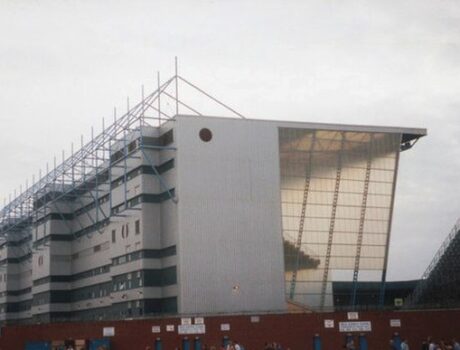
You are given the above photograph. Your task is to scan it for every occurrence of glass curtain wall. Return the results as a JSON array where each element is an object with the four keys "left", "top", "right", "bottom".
[{"left": 279, "top": 128, "right": 401, "bottom": 311}]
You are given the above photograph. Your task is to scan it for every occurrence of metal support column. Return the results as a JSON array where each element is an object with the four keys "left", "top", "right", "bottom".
[
  {"left": 320, "top": 132, "right": 345, "bottom": 310},
  {"left": 289, "top": 132, "right": 316, "bottom": 300},
  {"left": 350, "top": 134, "right": 374, "bottom": 308},
  {"left": 379, "top": 135, "right": 402, "bottom": 307}
]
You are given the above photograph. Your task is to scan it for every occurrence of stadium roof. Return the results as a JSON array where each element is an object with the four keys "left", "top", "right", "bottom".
[{"left": 177, "top": 114, "right": 427, "bottom": 147}]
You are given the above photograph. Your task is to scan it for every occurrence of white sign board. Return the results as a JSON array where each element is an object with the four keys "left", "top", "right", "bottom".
[
  {"left": 339, "top": 321, "right": 372, "bottom": 333},
  {"left": 166, "top": 325, "right": 175, "bottom": 332},
  {"left": 347, "top": 312, "right": 359, "bottom": 320},
  {"left": 324, "top": 319, "right": 335, "bottom": 328},
  {"left": 152, "top": 326, "right": 161, "bottom": 333},
  {"left": 194, "top": 317, "right": 204, "bottom": 325},
  {"left": 178, "top": 324, "right": 206, "bottom": 335},
  {"left": 103, "top": 327, "right": 115, "bottom": 337},
  {"left": 220, "top": 323, "right": 230, "bottom": 331},
  {"left": 390, "top": 319, "right": 401, "bottom": 327},
  {"left": 181, "top": 318, "right": 192, "bottom": 325},
  {"left": 250, "top": 316, "right": 260, "bottom": 323}
]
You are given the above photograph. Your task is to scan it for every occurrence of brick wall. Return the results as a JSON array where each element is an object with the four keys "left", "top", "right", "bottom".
[{"left": 1, "top": 309, "right": 459, "bottom": 350}]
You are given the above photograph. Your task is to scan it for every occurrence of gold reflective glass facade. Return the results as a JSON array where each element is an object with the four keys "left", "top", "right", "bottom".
[{"left": 279, "top": 128, "right": 401, "bottom": 311}]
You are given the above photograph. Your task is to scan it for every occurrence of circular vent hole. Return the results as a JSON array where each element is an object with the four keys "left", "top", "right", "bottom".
[{"left": 199, "top": 128, "right": 212, "bottom": 142}]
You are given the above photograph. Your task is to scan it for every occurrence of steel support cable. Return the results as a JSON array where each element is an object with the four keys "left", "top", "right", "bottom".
[{"left": 177, "top": 76, "right": 246, "bottom": 119}]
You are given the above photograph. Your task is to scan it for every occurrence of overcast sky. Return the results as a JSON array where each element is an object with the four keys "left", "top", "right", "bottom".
[{"left": 1, "top": 0, "right": 459, "bottom": 281}]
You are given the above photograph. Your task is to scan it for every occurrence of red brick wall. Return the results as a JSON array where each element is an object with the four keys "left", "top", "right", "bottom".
[{"left": 1, "top": 310, "right": 460, "bottom": 350}]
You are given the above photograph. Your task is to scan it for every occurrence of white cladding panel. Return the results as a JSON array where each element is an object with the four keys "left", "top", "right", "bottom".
[{"left": 175, "top": 116, "right": 287, "bottom": 314}]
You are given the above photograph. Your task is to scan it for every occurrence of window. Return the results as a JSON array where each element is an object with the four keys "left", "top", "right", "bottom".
[
  {"left": 160, "top": 129, "right": 174, "bottom": 145},
  {"left": 129, "top": 197, "right": 140, "bottom": 207},
  {"left": 135, "top": 220, "right": 140, "bottom": 235},
  {"left": 38, "top": 256, "right": 44, "bottom": 266},
  {"left": 94, "top": 245, "right": 101, "bottom": 253},
  {"left": 112, "top": 229, "right": 116, "bottom": 243},
  {"left": 121, "top": 223, "right": 129, "bottom": 238},
  {"left": 128, "top": 140, "right": 137, "bottom": 153}
]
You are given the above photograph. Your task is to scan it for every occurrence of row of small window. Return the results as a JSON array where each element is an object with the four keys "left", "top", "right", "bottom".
[
  {"left": 111, "top": 196, "right": 142, "bottom": 214},
  {"left": 0, "top": 301, "right": 31, "bottom": 313},
  {"left": 111, "top": 220, "right": 141, "bottom": 243},
  {"left": 71, "top": 241, "right": 110, "bottom": 260},
  {"left": 120, "top": 306, "right": 143, "bottom": 317},
  {"left": 74, "top": 194, "right": 110, "bottom": 217},
  {"left": 111, "top": 159, "right": 175, "bottom": 192},
  {"left": 112, "top": 250, "right": 143, "bottom": 265},
  {"left": 113, "top": 272, "right": 143, "bottom": 292},
  {"left": 70, "top": 307, "right": 144, "bottom": 321},
  {"left": 111, "top": 168, "right": 142, "bottom": 189},
  {"left": 35, "top": 297, "right": 47, "bottom": 305},
  {"left": 32, "top": 264, "right": 110, "bottom": 283},
  {"left": 73, "top": 285, "right": 111, "bottom": 301},
  {"left": 110, "top": 140, "right": 139, "bottom": 163},
  {"left": 73, "top": 275, "right": 142, "bottom": 301},
  {"left": 73, "top": 265, "right": 111, "bottom": 281}
]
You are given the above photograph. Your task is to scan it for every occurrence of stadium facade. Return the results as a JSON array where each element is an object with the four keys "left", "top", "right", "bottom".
[{"left": 0, "top": 75, "right": 426, "bottom": 324}]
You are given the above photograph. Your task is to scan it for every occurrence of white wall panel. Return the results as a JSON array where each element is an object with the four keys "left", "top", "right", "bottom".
[{"left": 175, "top": 116, "right": 286, "bottom": 314}]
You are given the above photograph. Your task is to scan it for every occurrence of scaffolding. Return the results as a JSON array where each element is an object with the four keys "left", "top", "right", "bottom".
[{"left": 0, "top": 60, "right": 245, "bottom": 247}]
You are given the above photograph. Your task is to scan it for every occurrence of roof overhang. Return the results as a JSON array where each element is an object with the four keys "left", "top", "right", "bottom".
[{"left": 176, "top": 114, "right": 427, "bottom": 151}]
